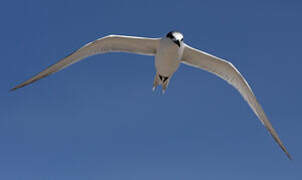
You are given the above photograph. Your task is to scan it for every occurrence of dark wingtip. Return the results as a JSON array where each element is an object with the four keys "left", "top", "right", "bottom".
[
  {"left": 285, "top": 151, "right": 292, "bottom": 160},
  {"left": 10, "top": 86, "right": 18, "bottom": 92},
  {"left": 10, "top": 83, "right": 25, "bottom": 92},
  {"left": 279, "top": 143, "right": 292, "bottom": 160}
]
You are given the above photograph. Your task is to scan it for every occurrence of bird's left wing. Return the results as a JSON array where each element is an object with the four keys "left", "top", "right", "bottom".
[
  {"left": 11, "top": 35, "right": 160, "bottom": 91},
  {"left": 181, "top": 44, "right": 291, "bottom": 159}
]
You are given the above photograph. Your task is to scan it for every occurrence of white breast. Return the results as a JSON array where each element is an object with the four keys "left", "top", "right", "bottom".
[{"left": 155, "top": 38, "right": 184, "bottom": 76}]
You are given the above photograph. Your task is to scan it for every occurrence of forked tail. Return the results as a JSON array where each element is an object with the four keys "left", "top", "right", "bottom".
[{"left": 152, "top": 72, "right": 170, "bottom": 94}]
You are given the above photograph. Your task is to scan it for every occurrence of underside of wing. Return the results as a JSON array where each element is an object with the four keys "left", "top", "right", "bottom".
[
  {"left": 181, "top": 44, "right": 291, "bottom": 159},
  {"left": 11, "top": 35, "right": 160, "bottom": 91}
]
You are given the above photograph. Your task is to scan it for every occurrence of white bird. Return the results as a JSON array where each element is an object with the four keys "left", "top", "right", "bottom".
[{"left": 11, "top": 31, "right": 291, "bottom": 159}]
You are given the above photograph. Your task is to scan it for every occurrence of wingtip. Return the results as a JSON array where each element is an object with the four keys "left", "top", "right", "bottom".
[
  {"left": 279, "top": 143, "right": 292, "bottom": 160},
  {"left": 285, "top": 151, "right": 292, "bottom": 160},
  {"left": 10, "top": 87, "right": 18, "bottom": 92},
  {"left": 10, "top": 83, "right": 26, "bottom": 92}
]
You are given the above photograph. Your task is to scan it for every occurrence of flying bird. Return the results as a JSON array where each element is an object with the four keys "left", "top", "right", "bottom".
[{"left": 11, "top": 31, "right": 291, "bottom": 159}]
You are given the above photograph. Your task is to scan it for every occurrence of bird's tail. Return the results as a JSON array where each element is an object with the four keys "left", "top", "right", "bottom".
[
  {"left": 152, "top": 72, "right": 170, "bottom": 94},
  {"left": 152, "top": 72, "right": 160, "bottom": 92}
]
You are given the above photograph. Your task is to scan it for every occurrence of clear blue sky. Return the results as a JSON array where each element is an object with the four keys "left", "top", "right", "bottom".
[{"left": 1, "top": 0, "right": 301, "bottom": 179}]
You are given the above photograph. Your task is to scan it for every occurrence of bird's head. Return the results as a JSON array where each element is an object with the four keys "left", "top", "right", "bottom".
[{"left": 166, "top": 31, "right": 183, "bottom": 47}]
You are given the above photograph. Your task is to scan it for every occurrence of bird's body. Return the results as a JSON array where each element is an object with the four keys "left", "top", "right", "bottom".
[
  {"left": 155, "top": 37, "right": 183, "bottom": 76},
  {"left": 11, "top": 31, "right": 291, "bottom": 159},
  {"left": 154, "top": 36, "right": 184, "bottom": 91}
]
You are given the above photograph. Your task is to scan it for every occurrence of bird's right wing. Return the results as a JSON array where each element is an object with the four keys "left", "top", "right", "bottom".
[
  {"left": 11, "top": 35, "right": 160, "bottom": 91},
  {"left": 181, "top": 44, "right": 291, "bottom": 159}
]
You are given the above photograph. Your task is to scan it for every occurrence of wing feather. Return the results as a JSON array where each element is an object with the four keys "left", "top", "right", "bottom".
[
  {"left": 181, "top": 44, "right": 291, "bottom": 159},
  {"left": 11, "top": 35, "right": 160, "bottom": 91}
]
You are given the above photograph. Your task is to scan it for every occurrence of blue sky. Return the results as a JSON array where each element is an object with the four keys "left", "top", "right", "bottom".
[{"left": 1, "top": 0, "right": 301, "bottom": 179}]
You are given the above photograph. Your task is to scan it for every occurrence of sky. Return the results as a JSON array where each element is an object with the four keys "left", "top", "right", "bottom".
[{"left": 1, "top": 0, "right": 301, "bottom": 179}]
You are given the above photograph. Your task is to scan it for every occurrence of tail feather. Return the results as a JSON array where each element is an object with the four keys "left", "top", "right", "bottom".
[
  {"left": 152, "top": 72, "right": 160, "bottom": 91},
  {"left": 152, "top": 72, "right": 170, "bottom": 93}
]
